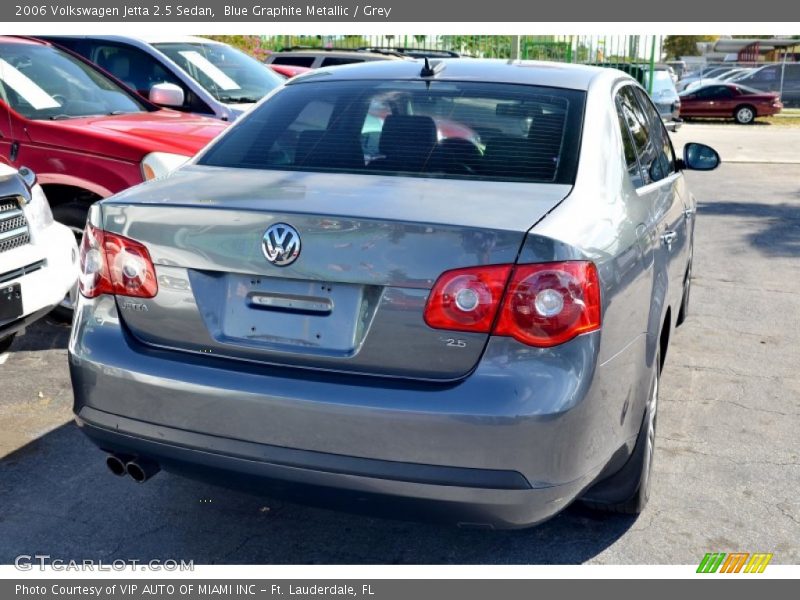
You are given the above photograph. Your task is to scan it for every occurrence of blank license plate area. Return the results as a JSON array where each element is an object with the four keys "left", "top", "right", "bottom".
[
  {"left": 221, "top": 275, "right": 364, "bottom": 353},
  {"left": 0, "top": 283, "right": 23, "bottom": 324}
]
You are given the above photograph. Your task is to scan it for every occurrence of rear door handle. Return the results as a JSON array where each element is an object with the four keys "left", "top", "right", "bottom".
[
  {"left": 683, "top": 208, "right": 694, "bottom": 219},
  {"left": 661, "top": 230, "right": 678, "bottom": 249}
]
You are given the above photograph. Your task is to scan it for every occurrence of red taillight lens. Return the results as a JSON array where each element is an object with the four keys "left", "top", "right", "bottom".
[
  {"left": 495, "top": 261, "right": 601, "bottom": 347},
  {"left": 423, "top": 264, "right": 513, "bottom": 332},
  {"left": 79, "top": 224, "right": 158, "bottom": 299}
]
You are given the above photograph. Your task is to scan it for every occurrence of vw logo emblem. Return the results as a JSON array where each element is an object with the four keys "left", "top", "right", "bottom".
[{"left": 262, "top": 223, "right": 301, "bottom": 267}]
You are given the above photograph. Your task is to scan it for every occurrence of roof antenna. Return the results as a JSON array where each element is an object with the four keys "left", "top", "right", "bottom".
[{"left": 420, "top": 57, "right": 444, "bottom": 77}]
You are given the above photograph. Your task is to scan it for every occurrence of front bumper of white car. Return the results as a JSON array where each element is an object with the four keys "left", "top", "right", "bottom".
[{"left": 0, "top": 220, "right": 79, "bottom": 339}]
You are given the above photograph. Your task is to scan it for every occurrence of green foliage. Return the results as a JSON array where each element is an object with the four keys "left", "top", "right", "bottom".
[
  {"left": 663, "top": 35, "right": 718, "bottom": 59},
  {"left": 204, "top": 35, "right": 271, "bottom": 60}
]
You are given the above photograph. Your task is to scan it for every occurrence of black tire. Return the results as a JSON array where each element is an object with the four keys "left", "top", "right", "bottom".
[
  {"left": 582, "top": 348, "right": 661, "bottom": 514},
  {"left": 676, "top": 246, "right": 693, "bottom": 326},
  {"left": 0, "top": 334, "right": 15, "bottom": 354},
  {"left": 50, "top": 204, "right": 88, "bottom": 323},
  {"left": 734, "top": 104, "right": 756, "bottom": 125}
]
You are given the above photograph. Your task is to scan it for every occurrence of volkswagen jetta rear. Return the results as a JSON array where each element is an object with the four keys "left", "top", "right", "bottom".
[{"left": 69, "top": 60, "right": 651, "bottom": 528}]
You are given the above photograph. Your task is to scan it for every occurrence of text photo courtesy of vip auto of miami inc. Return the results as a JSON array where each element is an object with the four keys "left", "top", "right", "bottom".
[{"left": 0, "top": 0, "right": 799, "bottom": 590}]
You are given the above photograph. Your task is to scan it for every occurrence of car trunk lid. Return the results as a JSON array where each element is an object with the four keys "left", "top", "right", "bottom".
[{"left": 102, "top": 165, "right": 571, "bottom": 380}]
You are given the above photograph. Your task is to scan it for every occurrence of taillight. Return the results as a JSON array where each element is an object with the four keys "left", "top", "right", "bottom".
[
  {"left": 424, "top": 261, "right": 601, "bottom": 347},
  {"left": 495, "top": 262, "right": 601, "bottom": 347},
  {"left": 423, "top": 264, "right": 512, "bottom": 332},
  {"left": 79, "top": 224, "right": 158, "bottom": 299}
]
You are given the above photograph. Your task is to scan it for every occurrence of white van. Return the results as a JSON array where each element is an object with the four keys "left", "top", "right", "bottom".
[{"left": 0, "top": 164, "right": 79, "bottom": 353}]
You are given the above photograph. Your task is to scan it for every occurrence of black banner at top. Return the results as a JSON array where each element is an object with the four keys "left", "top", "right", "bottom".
[{"left": 4, "top": 0, "right": 800, "bottom": 22}]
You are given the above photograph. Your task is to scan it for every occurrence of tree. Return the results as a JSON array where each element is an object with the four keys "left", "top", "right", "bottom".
[
  {"left": 662, "top": 35, "right": 718, "bottom": 59},
  {"left": 205, "top": 35, "right": 270, "bottom": 60},
  {"left": 440, "top": 35, "right": 517, "bottom": 58}
]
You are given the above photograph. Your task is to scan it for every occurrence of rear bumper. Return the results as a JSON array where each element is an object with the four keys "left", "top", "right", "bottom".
[
  {"left": 76, "top": 405, "right": 589, "bottom": 528},
  {"left": 69, "top": 296, "right": 642, "bottom": 527}
]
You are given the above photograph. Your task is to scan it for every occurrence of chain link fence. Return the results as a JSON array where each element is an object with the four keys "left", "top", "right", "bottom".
[{"left": 208, "top": 35, "right": 798, "bottom": 105}]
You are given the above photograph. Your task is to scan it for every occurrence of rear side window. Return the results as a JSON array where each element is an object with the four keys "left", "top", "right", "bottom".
[
  {"left": 615, "top": 100, "right": 643, "bottom": 187},
  {"left": 199, "top": 80, "right": 586, "bottom": 184},
  {"left": 270, "top": 56, "right": 315, "bottom": 67},
  {"left": 616, "top": 85, "right": 675, "bottom": 186},
  {"left": 633, "top": 87, "right": 675, "bottom": 179},
  {"left": 321, "top": 57, "right": 364, "bottom": 67}
]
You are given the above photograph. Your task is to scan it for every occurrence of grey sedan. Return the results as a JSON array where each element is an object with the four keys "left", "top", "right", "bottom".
[{"left": 69, "top": 59, "right": 719, "bottom": 529}]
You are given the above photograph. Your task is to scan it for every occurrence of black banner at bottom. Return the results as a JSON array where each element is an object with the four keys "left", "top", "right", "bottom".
[{"left": 3, "top": 579, "right": 796, "bottom": 600}]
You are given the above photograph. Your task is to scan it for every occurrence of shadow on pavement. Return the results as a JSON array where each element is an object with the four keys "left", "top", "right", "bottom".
[
  {"left": 0, "top": 422, "right": 637, "bottom": 565},
  {"left": 7, "top": 317, "right": 70, "bottom": 353},
  {"left": 698, "top": 200, "right": 800, "bottom": 257}
]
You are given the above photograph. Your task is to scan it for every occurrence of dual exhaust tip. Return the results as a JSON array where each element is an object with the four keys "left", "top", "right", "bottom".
[{"left": 105, "top": 454, "right": 160, "bottom": 483}]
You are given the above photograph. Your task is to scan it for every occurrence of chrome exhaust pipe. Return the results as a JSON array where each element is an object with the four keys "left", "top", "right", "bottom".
[
  {"left": 105, "top": 454, "right": 131, "bottom": 477},
  {"left": 125, "top": 458, "right": 160, "bottom": 483}
]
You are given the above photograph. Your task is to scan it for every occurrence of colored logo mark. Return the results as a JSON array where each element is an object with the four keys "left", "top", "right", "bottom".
[{"left": 697, "top": 552, "right": 773, "bottom": 573}]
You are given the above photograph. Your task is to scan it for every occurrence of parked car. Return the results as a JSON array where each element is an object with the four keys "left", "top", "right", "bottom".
[
  {"left": 643, "top": 66, "right": 683, "bottom": 130},
  {"left": 682, "top": 67, "right": 753, "bottom": 93},
  {"left": 268, "top": 64, "right": 312, "bottom": 79},
  {"left": 677, "top": 65, "right": 739, "bottom": 91},
  {"left": 38, "top": 35, "right": 284, "bottom": 121},
  {"left": 732, "top": 63, "right": 800, "bottom": 108},
  {"left": 358, "top": 47, "right": 461, "bottom": 59},
  {"left": 264, "top": 47, "right": 403, "bottom": 69},
  {"left": 665, "top": 60, "right": 687, "bottom": 79},
  {"left": 69, "top": 59, "right": 719, "bottom": 528},
  {"left": 679, "top": 83, "right": 783, "bottom": 124},
  {"left": 0, "top": 36, "right": 228, "bottom": 317},
  {"left": 0, "top": 164, "right": 78, "bottom": 353}
]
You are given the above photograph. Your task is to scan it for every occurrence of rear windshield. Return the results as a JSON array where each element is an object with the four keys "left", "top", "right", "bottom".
[{"left": 199, "top": 79, "right": 585, "bottom": 184}]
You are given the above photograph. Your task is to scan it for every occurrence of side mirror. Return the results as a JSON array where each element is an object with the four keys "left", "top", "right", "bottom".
[
  {"left": 682, "top": 142, "right": 720, "bottom": 171},
  {"left": 149, "top": 83, "right": 185, "bottom": 108},
  {"left": 17, "top": 165, "right": 37, "bottom": 189}
]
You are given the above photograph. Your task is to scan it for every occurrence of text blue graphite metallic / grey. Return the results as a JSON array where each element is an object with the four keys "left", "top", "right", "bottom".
[{"left": 68, "top": 59, "right": 719, "bottom": 529}]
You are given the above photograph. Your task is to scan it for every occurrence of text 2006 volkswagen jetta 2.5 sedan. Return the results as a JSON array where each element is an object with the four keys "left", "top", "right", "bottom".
[{"left": 69, "top": 59, "right": 719, "bottom": 528}]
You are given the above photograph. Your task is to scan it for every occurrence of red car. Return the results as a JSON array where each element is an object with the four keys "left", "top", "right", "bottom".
[
  {"left": 679, "top": 83, "right": 783, "bottom": 124},
  {"left": 0, "top": 36, "right": 227, "bottom": 233}
]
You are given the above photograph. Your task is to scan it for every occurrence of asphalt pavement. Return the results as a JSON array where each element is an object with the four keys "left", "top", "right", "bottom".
[{"left": 0, "top": 126, "right": 798, "bottom": 564}]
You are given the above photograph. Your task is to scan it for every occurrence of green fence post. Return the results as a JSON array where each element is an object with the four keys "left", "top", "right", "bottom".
[{"left": 648, "top": 36, "right": 656, "bottom": 94}]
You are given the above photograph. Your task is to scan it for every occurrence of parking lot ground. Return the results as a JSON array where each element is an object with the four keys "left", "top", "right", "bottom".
[
  {"left": 673, "top": 121, "right": 800, "bottom": 163},
  {"left": 1, "top": 158, "right": 799, "bottom": 564}
]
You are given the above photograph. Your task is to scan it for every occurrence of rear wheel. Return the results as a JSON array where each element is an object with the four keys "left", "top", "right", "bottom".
[
  {"left": 51, "top": 204, "right": 88, "bottom": 323},
  {"left": 734, "top": 105, "right": 756, "bottom": 124},
  {"left": 582, "top": 348, "right": 660, "bottom": 514},
  {"left": 0, "top": 334, "right": 15, "bottom": 354}
]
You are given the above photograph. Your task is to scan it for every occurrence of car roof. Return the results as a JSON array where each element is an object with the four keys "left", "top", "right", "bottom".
[
  {"left": 0, "top": 36, "right": 48, "bottom": 46},
  {"left": 288, "top": 58, "right": 619, "bottom": 91},
  {"left": 271, "top": 49, "right": 400, "bottom": 59},
  {"left": 34, "top": 34, "right": 221, "bottom": 46},
  {"left": 130, "top": 35, "right": 221, "bottom": 45}
]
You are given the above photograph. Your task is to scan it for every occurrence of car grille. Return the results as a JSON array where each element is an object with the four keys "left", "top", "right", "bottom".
[{"left": 0, "top": 197, "right": 31, "bottom": 254}]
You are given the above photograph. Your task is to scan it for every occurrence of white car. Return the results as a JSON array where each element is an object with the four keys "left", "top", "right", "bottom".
[
  {"left": 0, "top": 164, "right": 79, "bottom": 353},
  {"left": 683, "top": 68, "right": 753, "bottom": 93}
]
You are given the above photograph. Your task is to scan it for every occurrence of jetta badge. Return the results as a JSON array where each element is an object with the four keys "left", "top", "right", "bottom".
[{"left": 262, "top": 223, "right": 301, "bottom": 266}]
